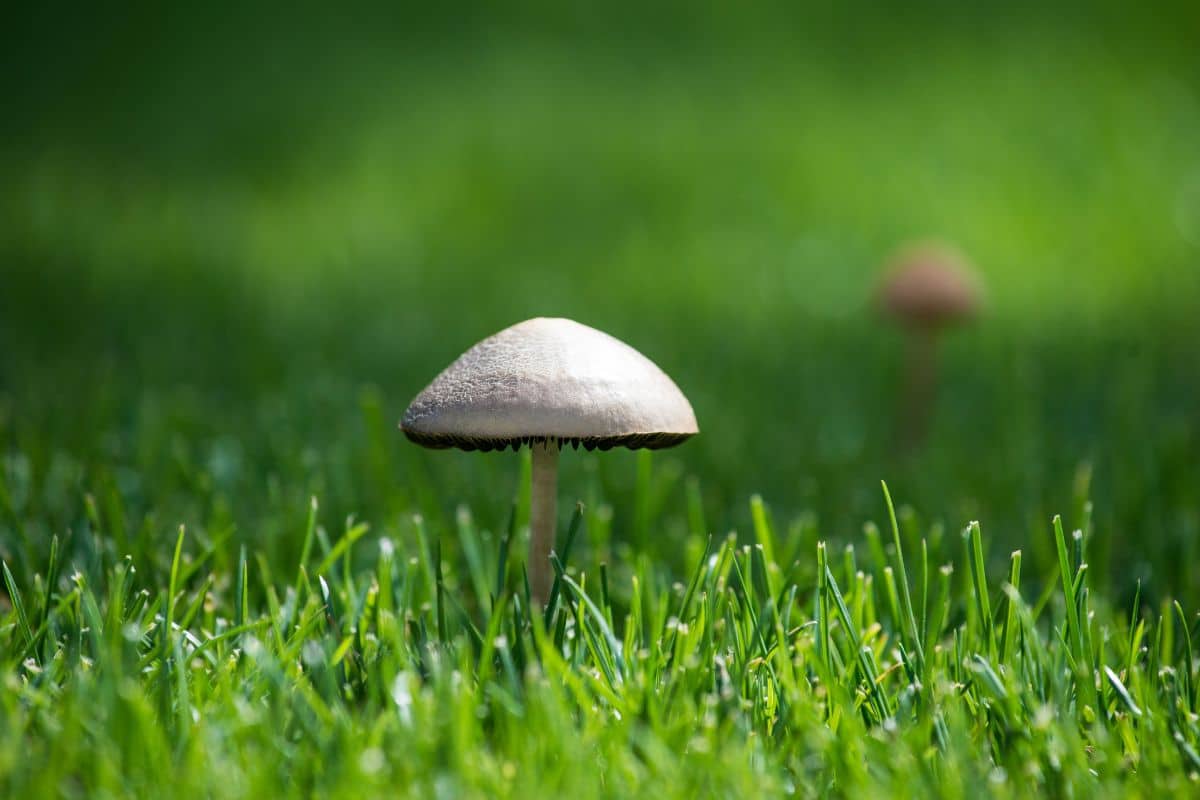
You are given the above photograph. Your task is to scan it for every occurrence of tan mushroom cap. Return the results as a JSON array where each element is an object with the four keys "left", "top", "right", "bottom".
[
  {"left": 401, "top": 317, "right": 699, "bottom": 452},
  {"left": 877, "top": 243, "right": 983, "bottom": 328}
]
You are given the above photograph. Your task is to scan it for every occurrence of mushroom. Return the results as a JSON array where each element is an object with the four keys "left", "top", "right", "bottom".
[
  {"left": 400, "top": 317, "right": 698, "bottom": 603},
  {"left": 876, "top": 242, "right": 983, "bottom": 451}
]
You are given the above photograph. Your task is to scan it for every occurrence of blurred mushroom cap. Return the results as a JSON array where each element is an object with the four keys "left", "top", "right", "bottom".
[
  {"left": 401, "top": 317, "right": 699, "bottom": 452},
  {"left": 877, "top": 243, "right": 983, "bottom": 328}
]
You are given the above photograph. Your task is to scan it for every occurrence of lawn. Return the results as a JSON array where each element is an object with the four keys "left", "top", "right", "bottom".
[{"left": 2, "top": 5, "right": 1200, "bottom": 797}]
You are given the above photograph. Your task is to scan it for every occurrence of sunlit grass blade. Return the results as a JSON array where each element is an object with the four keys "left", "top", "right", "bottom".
[
  {"left": 2, "top": 559, "right": 33, "bottom": 654},
  {"left": 825, "top": 564, "right": 891, "bottom": 720},
  {"left": 1174, "top": 600, "right": 1195, "bottom": 713},
  {"left": 881, "top": 481, "right": 924, "bottom": 670},
  {"left": 999, "top": 550, "right": 1022, "bottom": 666},
  {"left": 1103, "top": 666, "right": 1142, "bottom": 718},
  {"left": 234, "top": 543, "right": 249, "bottom": 629},
  {"left": 1053, "top": 514, "right": 1099, "bottom": 717},
  {"left": 295, "top": 495, "right": 319, "bottom": 599},
  {"left": 965, "top": 521, "right": 996, "bottom": 660}
]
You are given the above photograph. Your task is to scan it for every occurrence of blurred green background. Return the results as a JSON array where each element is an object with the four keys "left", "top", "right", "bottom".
[{"left": 2, "top": 3, "right": 1198, "bottom": 602}]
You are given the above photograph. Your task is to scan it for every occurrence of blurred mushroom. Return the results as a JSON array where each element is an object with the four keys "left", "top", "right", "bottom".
[
  {"left": 401, "top": 317, "right": 698, "bottom": 603},
  {"left": 876, "top": 242, "right": 983, "bottom": 451}
]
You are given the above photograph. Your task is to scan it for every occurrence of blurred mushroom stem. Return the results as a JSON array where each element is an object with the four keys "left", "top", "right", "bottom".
[
  {"left": 900, "top": 328, "right": 940, "bottom": 452},
  {"left": 529, "top": 440, "right": 560, "bottom": 603}
]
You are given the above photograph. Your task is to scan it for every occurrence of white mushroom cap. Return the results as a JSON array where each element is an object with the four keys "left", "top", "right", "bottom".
[{"left": 401, "top": 317, "right": 699, "bottom": 452}]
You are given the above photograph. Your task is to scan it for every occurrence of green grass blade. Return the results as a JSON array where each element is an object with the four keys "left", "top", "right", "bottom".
[
  {"left": 966, "top": 521, "right": 996, "bottom": 660},
  {"left": 999, "top": 550, "right": 1022, "bottom": 666},
  {"left": 2, "top": 560, "right": 33, "bottom": 653},
  {"left": 295, "top": 495, "right": 319, "bottom": 598},
  {"left": 881, "top": 481, "right": 924, "bottom": 669}
]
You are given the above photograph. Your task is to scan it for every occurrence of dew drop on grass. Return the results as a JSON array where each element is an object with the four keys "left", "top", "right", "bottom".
[
  {"left": 358, "top": 747, "right": 386, "bottom": 776},
  {"left": 391, "top": 674, "right": 413, "bottom": 724}
]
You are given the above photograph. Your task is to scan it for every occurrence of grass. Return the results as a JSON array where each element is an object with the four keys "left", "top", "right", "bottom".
[
  {"left": 3, "top": 4, "right": 1200, "bottom": 796},
  {"left": 3, "top": 478, "right": 1198, "bottom": 797}
]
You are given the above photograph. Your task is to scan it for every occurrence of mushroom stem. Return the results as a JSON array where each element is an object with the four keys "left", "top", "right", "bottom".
[
  {"left": 529, "top": 440, "right": 560, "bottom": 604},
  {"left": 900, "top": 328, "right": 940, "bottom": 452}
]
